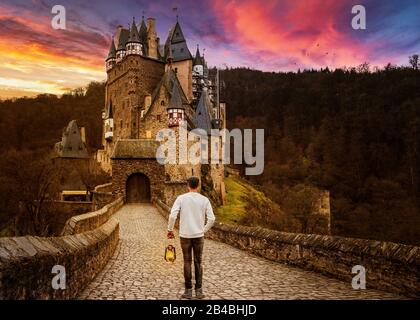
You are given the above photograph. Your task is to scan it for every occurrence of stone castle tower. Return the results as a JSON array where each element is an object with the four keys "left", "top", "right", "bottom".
[{"left": 96, "top": 16, "right": 226, "bottom": 206}]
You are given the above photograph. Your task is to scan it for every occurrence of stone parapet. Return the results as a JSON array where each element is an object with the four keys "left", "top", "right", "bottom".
[
  {"left": 155, "top": 199, "right": 419, "bottom": 298},
  {"left": 62, "top": 196, "right": 123, "bottom": 235},
  {"left": 0, "top": 218, "right": 119, "bottom": 299}
]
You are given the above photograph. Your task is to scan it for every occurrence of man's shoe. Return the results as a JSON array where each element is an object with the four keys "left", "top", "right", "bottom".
[
  {"left": 196, "top": 288, "right": 205, "bottom": 299},
  {"left": 181, "top": 288, "right": 193, "bottom": 299}
]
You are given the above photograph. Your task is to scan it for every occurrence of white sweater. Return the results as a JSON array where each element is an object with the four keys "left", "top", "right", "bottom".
[{"left": 168, "top": 192, "right": 215, "bottom": 238}]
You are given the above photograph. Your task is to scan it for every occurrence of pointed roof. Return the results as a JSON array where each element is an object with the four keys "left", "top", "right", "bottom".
[
  {"left": 138, "top": 17, "right": 148, "bottom": 41},
  {"left": 146, "top": 69, "right": 189, "bottom": 116},
  {"left": 171, "top": 21, "right": 187, "bottom": 44},
  {"left": 55, "top": 120, "right": 89, "bottom": 158},
  {"left": 168, "top": 80, "right": 184, "bottom": 110},
  {"left": 193, "top": 44, "right": 204, "bottom": 66},
  {"left": 116, "top": 28, "right": 129, "bottom": 51},
  {"left": 128, "top": 17, "right": 141, "bottom": 43},
  {"left": 107, "top": 38, "right": 116, "bottom": 60},
  {"left": 193, "top": 89, "right": 213, "bottom": 133},
  {"left": 164, "top": 21, "right": 192, "bottom": 62}
]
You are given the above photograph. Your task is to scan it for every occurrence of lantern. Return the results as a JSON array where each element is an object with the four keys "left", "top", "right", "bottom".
[{"left": 164, "top": 244, "right": 176, "bottom": 263}]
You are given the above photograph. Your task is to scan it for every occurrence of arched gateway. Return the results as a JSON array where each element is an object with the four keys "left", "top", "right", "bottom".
[{"left": 126, "top": 173, "right": 151, "bottom": 203}]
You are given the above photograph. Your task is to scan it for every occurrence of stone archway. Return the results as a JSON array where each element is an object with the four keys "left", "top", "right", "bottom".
[{"left": 126, "top": 173, "right": 151, "bottom": 203}]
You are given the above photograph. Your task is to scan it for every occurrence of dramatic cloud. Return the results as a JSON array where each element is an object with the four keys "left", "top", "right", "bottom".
[{"left": 0, "top": 0, "right": 419, "bottom": 98}]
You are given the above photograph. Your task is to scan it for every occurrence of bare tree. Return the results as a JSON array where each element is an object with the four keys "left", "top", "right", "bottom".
[
  {"left": 2, "top": 149, "right": 62, "bottom": 236},
  {"left": 75, "top": 159, "right": 110, "bottom": 199},
  {"left": 409, "top": 54, "right": 419, "bottom": 70}
]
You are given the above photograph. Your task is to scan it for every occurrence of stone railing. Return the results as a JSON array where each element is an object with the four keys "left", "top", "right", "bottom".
[
  {"left": 0, "top": 218, "right": 119, "bottom": 299},
  {"left": 92, "top": 183, "right": 114, "bottom": 211},
  {"left": 155, "top": 199, "right": 419, "bottom": 298},
  {"left": 62, "top": 196, "right": 123, "bottom": 235}
]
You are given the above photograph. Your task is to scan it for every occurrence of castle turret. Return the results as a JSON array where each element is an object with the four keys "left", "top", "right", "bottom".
[
  {"left": 147, "top": 17, "right": 158, "bottom": 59},
  {"left": 164, "top": 19, "right": 193, "bottom": 101},
  {"left": 193, "top": 44, "right": 204, "bottom": 76},
  {"left": 126, "top": 17, "right": 142, "bottom": 56},
  {"left": 116, "top": 26, "right": 128, "bottom": 62},
  {"left": 138, "top": 15, "right": 148, "bottom": 55},
  {"left": 106, "top": 37, "right": 116, "bottom": 71}
]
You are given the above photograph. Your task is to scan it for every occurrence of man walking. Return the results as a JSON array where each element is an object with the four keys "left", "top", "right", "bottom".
[{"left": 167, "top": 176, "right": 215, "bottom": 299}]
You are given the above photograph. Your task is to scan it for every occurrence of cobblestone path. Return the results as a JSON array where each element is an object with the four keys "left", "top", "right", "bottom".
[{"left": 80, "top": 204, "right": 401, "bottom": 300}]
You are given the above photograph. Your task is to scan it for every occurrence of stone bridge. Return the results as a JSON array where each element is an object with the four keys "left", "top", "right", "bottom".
[
  {"left": 79, "top": 204, "right": 401, "bottom": 300},
  {"left": 0, "top": 197, "right": 419, "bottom": 300}
]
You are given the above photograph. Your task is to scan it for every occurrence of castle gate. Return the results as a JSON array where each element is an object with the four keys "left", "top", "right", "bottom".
[{"left": 126, "top": 173, "right": 151, "bottom": 203}]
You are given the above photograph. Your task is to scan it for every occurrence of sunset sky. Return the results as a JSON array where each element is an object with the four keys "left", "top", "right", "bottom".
[{"left": 0, "top": 0, "right": 419, "bottom": 99}]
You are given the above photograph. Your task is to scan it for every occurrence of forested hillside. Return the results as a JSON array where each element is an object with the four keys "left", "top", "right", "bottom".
[{"left": 221, "top": 66, "right": 420, "bottom": 245}]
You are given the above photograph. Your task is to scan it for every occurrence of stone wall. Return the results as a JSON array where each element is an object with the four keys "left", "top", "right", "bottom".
[
  {"left": 48, "top": 201, "right": 94, "bottom": 236},
  {"left": 0, "top": 219, "right": 119, "bottom": 299},
  {"left": 62, "top": 197, "right": 123, "bottom": 235},
  {"left": 155, "top": 200, "right": 419, "bottom": 298},
  {"left": 92, "top": 183, "right": 115, "bottom": 211},
  {"left": 111, "top": 159, "right": 165, "bottom": 202}
]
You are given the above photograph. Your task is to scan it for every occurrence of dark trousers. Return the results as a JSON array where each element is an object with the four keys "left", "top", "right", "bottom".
[{"left": 180, "top": 237, "right": 204, "bottom": 289}]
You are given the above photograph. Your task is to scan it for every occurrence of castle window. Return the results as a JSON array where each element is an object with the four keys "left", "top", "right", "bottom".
[
  {"left": 161, "top": 100, "right": 165, "bottom": 106},
  {"left": 157, "top": 115, "right": 161, "bottom": 121},
  {"left": 133, "top": 122, "right": 136, "bottom": 127},
  {"left": 192, "top": 169, "right": 194, "bottom": 175},
  {"left": 120, "top": 120, "right": 123, "bottom": 128}
]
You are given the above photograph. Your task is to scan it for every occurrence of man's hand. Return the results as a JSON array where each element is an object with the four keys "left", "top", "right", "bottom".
[{"left": 167, "top": 231, "right": 175, "bottom": 239}]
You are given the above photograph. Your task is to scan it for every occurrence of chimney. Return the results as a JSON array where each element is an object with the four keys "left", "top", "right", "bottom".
[
  {"left": 147, "top": 17, "right": 158, "bottom": 59},
  {"left": 80, "top": 127, "right": 86, "bottom": 144}
]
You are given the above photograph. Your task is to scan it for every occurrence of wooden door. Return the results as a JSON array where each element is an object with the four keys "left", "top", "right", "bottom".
[{"left": 126, "top": 174, "right": 151, "bottom": 203}]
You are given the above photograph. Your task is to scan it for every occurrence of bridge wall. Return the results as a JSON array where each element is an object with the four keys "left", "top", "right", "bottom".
[
  {"left": 62, "top": 196, "right": 123, "bottom": 235},
  {"left": 155, "top": 200, "right": 419, "bottom": 298},
  {"left": 0, "top": 218, "right": 119, "bottom": 299},
  {"left": 92, "top": 182, "right": 115, "bottom": 211},
  {"left": 0, "top": 195, "right": 124, "bottom": 299}
]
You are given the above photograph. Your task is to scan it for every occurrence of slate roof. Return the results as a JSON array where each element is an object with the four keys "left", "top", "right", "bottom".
[
  {"left": 193, "top": 89, "right": 213, "bottom": 133},
  {"left": 116, "top": 28, "right": 130, "bottom": 51},
  {"left": 55, "top": 120, "right": 89, "bottom": 158},
  {"left": 107, "top": 38, "right": 116, "bottom": 60},
  {"left": 138, "top": 18, "right": 148, "bottom": 54},
  {"left": 149, "top": 69, "right": 189, "bottom": 113},
  {"left": 111, "top": 139, "right": 161, "bottom": 159},
  {"left": 164, "top": 21, "right": 192, "bottom": 62},
  {"left": 193, "top": 45, "right": 204, "bottom": 66},
  {"left": 128, "top": 18, "right": 141, "bottom": 43}
]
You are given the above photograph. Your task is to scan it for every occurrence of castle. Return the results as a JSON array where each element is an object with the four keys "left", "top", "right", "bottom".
[{"left": 96, "top": 16, "right": 226, "bottom": 206}]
